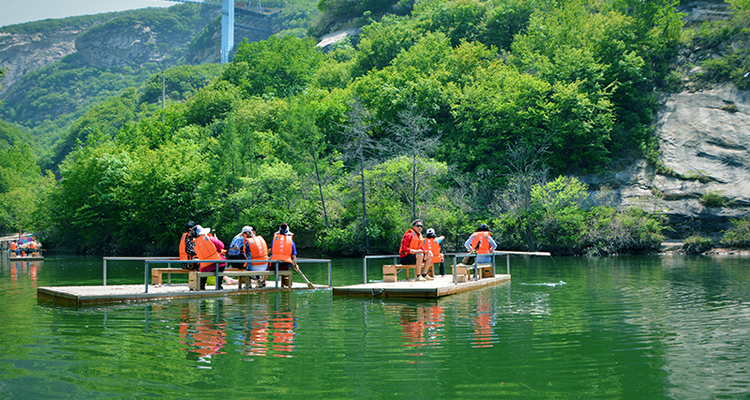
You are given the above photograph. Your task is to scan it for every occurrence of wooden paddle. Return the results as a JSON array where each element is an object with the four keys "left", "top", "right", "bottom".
[{"left": 293, "top": 261, "right": 315, "bottom": 289}]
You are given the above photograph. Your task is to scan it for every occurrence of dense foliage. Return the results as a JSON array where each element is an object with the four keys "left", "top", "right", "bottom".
[
  {"left": 25, "top": 0, "right": 750, "bottom": 255},
  {"left": 12, "top": 0, "right": 687, "bottom": 256}
]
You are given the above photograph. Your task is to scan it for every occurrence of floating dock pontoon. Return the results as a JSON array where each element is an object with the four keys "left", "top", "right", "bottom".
[
  {"left": 38, "top": 257, "right": 331, "bottom": 308},
  {"left": 332, "top": 251, "right": 550, "bottom": 299}
]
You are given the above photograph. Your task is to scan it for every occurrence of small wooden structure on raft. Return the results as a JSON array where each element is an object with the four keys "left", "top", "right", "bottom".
[
  {"left": 37, "top": 257, "right": 331, "bottom": 307},
  {"left": 332, "top": 251, "right": 551, "bottom": 299}
]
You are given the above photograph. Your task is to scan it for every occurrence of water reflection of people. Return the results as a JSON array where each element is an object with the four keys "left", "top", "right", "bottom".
[
  {"left": 240, "top": 297, "right": 297, "bottom": 358},
  {"left": 395, "top": 302, "right": 444, "bottom": 352},
  {"left": 472, "top": 295, "right": 494, "bottom": 348},
  {"left": 179, "top": 301, "right": 227, "bottom": 364}
]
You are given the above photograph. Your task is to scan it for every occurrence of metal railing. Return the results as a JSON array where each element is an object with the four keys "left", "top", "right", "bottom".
[
  {"left": 102, "top": 257, "right": 177, "bottom": 286},
  {"left": 103, "top": 256, "right": 331, "bottom": 293},
  {"left": 361, "top": 251, "right": 551, "bottom": 284}
]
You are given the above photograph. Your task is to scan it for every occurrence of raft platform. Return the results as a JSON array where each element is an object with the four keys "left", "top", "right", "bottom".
[
  {"left": 10, "top": 255, "right": 44, "bottom": 261},
  {"left": 38, "top": 257, "right": 332, "bottom": 308},
  {"left": 38, "top": 281, "right": 327, "bottom": 308},
  {"left": 332, "top": 273, "right": 511, "bottom": 298},
  {"left": 333, "top": 251, "right": 551, "bottom": 299}
]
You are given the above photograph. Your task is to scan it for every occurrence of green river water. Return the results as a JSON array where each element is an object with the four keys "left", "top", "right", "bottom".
[{"left": 0, "top": 254, "right": 748, "bottom": 399}]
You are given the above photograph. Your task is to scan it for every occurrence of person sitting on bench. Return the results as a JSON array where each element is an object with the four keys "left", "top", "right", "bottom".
[
  {"left": 464, "top": 224, "right": 497, "bottom": 265},
  {"left": 399, "top": 219, "right": 433, "bottom": 281}
]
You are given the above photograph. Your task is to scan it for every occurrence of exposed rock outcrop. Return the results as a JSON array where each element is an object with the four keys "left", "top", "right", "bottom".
[
  {"left": 584, "top": 84, "right": 750, "bottom": 240},
  {"left": 0, "top": 29, "right": 82, "bottom": 94},
  {"left": 75, "top": 24, "right": 167, "bottom": 68}
]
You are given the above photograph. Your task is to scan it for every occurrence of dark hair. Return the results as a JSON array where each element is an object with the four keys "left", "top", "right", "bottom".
[
  {"left": 279, "top": 223, "right": 289, "bottom": 233},
  {"left": 411, "top": 219, "right": 423, "bottom": 227},
  {"left": 477, "top": 223, "right": 490, "bottom": 232},
  {"left": 425, "top": 232, "right": 436, "bottom": 238},
  {"left": 186, "top": 220, "right": 196, "bottom": 229}
]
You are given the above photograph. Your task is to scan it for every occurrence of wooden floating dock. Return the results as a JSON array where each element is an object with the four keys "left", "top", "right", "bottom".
[
  {"left": 10, "top": 256, "right": 44, "bottom": 261},
  {"left": 332, "top": 274, "right": 511, "bottom": 299},
  {"left": 37, "top": 282, "right": 327, "bottom": 308}
]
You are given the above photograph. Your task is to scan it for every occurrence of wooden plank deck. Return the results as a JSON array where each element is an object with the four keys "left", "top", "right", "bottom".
[
  {"left": 10, "top": 256, "right": 44, "bottom": 261},
  {"left": 37, "top": 281, "right": 326, "bottom": 308},
  {"left": 332, "top": 274, "right": 511, "bottom": 299}
]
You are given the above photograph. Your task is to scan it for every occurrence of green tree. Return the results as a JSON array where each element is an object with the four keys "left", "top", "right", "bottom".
[{"left": 223, "top": 36, "right": 325, "bottom": 98}]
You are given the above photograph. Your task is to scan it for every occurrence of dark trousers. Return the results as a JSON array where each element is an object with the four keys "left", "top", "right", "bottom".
[{"left": 199, "top": 265, "right": 226, "bottom": 290}]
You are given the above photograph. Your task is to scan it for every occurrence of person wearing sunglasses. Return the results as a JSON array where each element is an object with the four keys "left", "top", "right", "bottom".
[{"left": 398, "top": 219, "right": 434, "bottom": 281}]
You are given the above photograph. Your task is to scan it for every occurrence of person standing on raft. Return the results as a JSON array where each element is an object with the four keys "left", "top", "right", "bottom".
[{"left": 399, "top": 219, "right": 433, "bottom": 281}]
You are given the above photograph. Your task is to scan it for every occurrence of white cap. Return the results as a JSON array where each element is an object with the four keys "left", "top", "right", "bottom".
[
  {"left": 241, "top": 226, "right": 253, "bottom": 234},
  {"left": 195, "top": 225, "right": 211, "bottom": 235}
]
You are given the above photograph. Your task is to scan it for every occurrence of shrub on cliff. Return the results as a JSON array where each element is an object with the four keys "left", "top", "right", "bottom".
[{"left": 720, "top": 216, "right": 750, "bottom": 248}]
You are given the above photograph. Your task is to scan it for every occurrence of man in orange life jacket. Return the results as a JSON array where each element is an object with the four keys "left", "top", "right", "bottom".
[
  {"left": 227, "top": 225, "right": 252, "bottom": 265},
  {"left": 464, "top": 223, "right": 497, "bottom": 264},
  {"left": 424, "top": 228, "right": 446, "bottom": 276},
  {"left": 399, "top": 219, "right": 433, "bottom": 281},
  {"left": 179, "top": 221, "right": 198, "bottom": 270},
  {"left": 228, "top": 225, "right": 269, "bottom": 287}
]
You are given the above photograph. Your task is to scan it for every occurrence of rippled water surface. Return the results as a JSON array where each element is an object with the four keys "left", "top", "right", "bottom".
[{"left": 1, "top": 255, "right": 749, "bottom": 399}]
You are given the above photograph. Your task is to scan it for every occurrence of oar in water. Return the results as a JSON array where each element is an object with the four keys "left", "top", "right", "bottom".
[{"left": 293, "top": 261, "right": 315, "bottom": 289}]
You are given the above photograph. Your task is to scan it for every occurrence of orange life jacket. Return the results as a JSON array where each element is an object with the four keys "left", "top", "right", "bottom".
[
  {"left": 408, "top": 230, "right": 422, "bottom": 251},
  {"left": 247, "top": 235, "right": 269, "bottom": 266},
  {"left": 423, "top": 238, "right": 442, "bottom": 263},
  {"left": 29, "top": 241, "right": 37, "bottom": 250},
  {"left": 270, "top": 233, "right": 293, "bottom": 263},
  {"left": 471, "top": 231, "right": 492, "bottom": 254},
  {"left": 193, "top": 234, "right": 222, "bottom": 270},
  {"left": 10, "top": 242, "right": 17, "bottom": 251},
  {"left": 179, "top": 232, "right": 190, "bottom": 261}
]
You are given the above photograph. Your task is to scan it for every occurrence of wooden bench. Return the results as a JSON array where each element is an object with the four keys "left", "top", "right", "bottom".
[
  {"left": 382, "top": 264, "right": 434, "bottom": 282},
  {"left": 452, "top": 263, "right": 494, "bottom": 283},
  {"left": 151, "top": 268, "right": 192, "bottom": 285},
  {"left": 188, "top": 268, "right": 294, "bottom": 291}
]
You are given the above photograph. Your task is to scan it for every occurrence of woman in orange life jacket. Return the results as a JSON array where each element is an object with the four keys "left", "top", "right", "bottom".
[
  {"left": 464, "top": 223, "right": 497, "bottom": 265},
  {"left": 179, "top": 221, "right": 198, "bottom": 270},
  {"left": 399, "top": 219, "right": 433, "bottom": 281},
  {"left": 192, "top": 225, "right": 227, "bottom": 290},
  {"left": 269, "top": 223, "right": 296, "bottom": 271},
  {"left": 423, "top": 228, "right": 446, "bottom": 276}
]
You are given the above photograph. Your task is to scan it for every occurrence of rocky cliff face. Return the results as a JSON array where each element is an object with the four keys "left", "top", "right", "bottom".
[
  {"left": 75, "top": 24, "right": 166, "bottom": 68},
  {"left": 0, "top": 29, "right": 82, "bottom": 94},
  {"left": 583, "top": 84, "right": 750, "bottom": 240}
]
